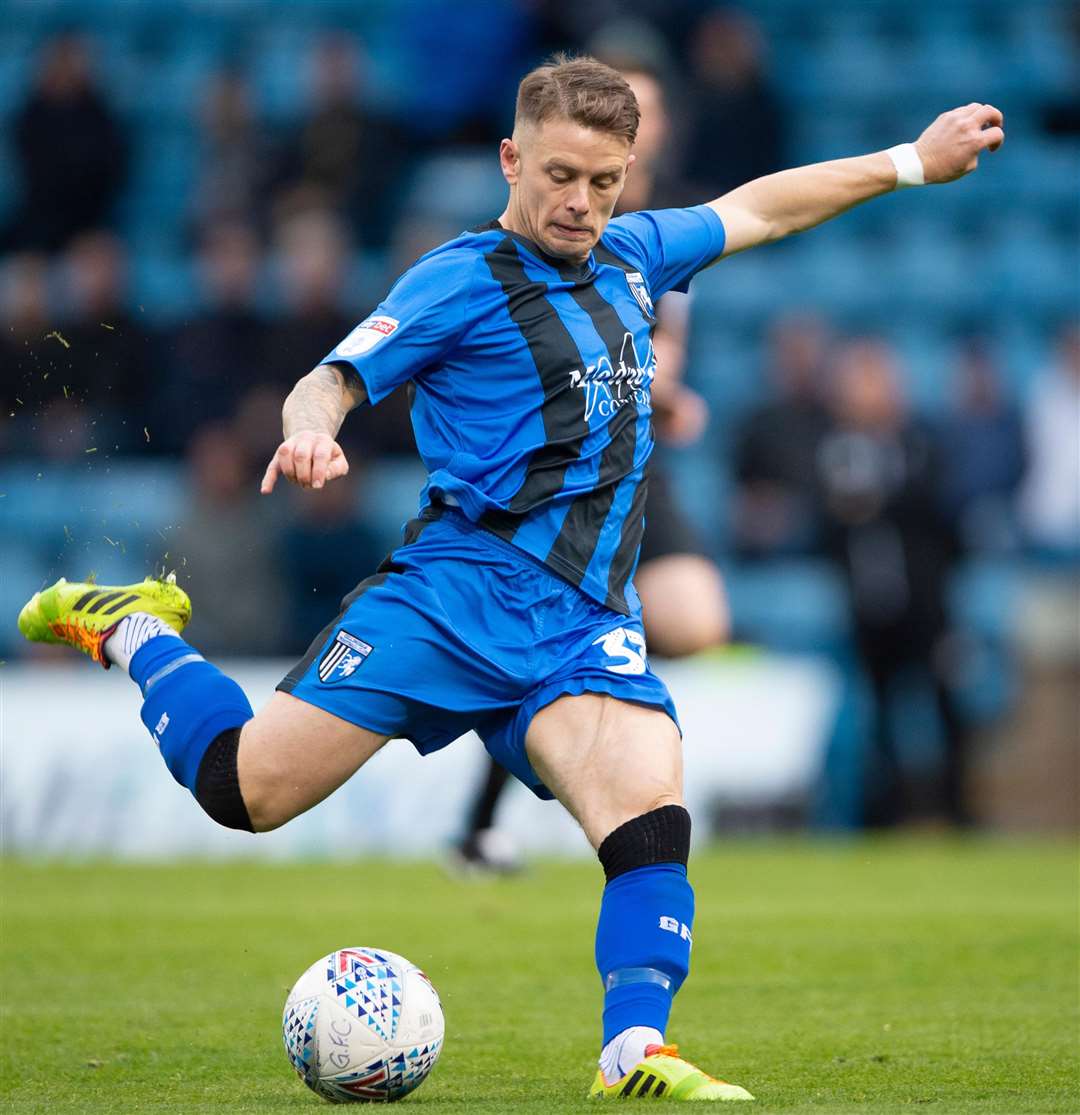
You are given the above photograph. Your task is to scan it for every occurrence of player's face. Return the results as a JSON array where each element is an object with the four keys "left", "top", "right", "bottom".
[{"left": 499, "top": 118, "right": 634, "bottom": 263}]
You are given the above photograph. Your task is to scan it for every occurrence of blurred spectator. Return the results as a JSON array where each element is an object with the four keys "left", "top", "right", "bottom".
[
  {"left": 732, "top": 314, "right": 832, "bottom": 556},
  {"left": 602, "top": 55, "right": 689, "bottom": 212},
  {"left": 156, "top": 220, "right": 265, "bottom": 455},
  {"left": 3, "top": 234, "right": 151, "bottom": 459},
  {"left": 5, "top": 34, "right": 128, "bottom": 252},
  {"left": 1019, "top": 325, "right": 1080, "bottom": 554},
  {"left": 272, "top": 36, "right": 408, "bottom": 250},
  {"left": 816, "top": 340, "right": 968, "bottom": 827},
  {"left": 170, "top": 423, "right": 285, "bottom": 655},
  {"left": 589, "top": 20, "right": 693, "bottom": 209},
  {"left": 233, "top": 385, "right": 290, "bottom": 477},
  {"left": 680, "top": 9, "right": 784, "bottom": 198},
  {"left": 261, "top": 206, "right": 413, "bottom": 458},
  {"left": 611, "top": 63, "right": 707, "bottom": 450},
  {"left": 189, "top": 72, "right": 275, "bottom": 236},
  {"left": 0, "top": 254, "right": 52, "bottom": 454},
  {"left": 1039, "top": 4, "right": 1080, "bottom": 139},
  {"left": 939, "top": 338, "right": 1026, "bottom": 550},
  {"left": 280, "top": 469, "right": 385, "bottom": 654},
  {"left": 55, "top": 231, "right": 153, "bottom": 453},
  {"left": 261, "top": 207, "right": 353, "bottom": 391}
]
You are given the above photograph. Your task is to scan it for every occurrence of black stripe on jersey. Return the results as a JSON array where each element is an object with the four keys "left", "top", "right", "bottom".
[
  {"left": 404, "top": 504, "right": 444, "bottom": 546},
  {"left": 545, "top": 260, "right": 646, "bottom": 612},
  {"left": 480, "top": 238, "right": 588, "bottom": 537},
  {"left": 593, "top": 242, "right": 642, "bottom": 281},
  {"left": 607, "top": 464, "right": 650, "bottom": 605},
  {"left": 592, "top": 243, "right": 655, "bottom": 608}
]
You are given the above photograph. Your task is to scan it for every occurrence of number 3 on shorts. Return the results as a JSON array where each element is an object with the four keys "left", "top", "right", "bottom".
[{"left": 592, "top": 627, "right": 648, "bottom": 675}]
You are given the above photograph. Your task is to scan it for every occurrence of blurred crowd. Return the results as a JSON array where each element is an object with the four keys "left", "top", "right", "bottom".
[
  {"left": 2, "top": 4, "right": 1078, "bottom": 829},
  {"left": 0, "top": 10, "right": 797, "bottom": 652}
]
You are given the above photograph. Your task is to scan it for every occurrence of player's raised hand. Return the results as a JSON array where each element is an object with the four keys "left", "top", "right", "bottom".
[
  {"left": 261, "top": 431, "right": 349, "bottom": 493},
  {"left": 914, "top": 103, "right": 1005, "bottom": 184}
]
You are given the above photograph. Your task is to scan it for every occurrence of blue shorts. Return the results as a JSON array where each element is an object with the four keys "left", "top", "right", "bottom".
[{"left": 278, "top": 508, "right": 679, "bottom": 799}]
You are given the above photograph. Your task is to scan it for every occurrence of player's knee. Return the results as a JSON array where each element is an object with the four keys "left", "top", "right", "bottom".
[
  {"left": 584, "top": 722, "right": 684, "bottom": 847},
  {"left": 237, "top": 775, "right": 295, "bottom": 833},
  {"left": 582, "top": 775, "right": 684, "bottom": 851},
  {"left": 195, "top": 723, "right": 308, "bottom": 834},
  {"left": 195, "top": 727, "right": 255, "bottom": 832}
]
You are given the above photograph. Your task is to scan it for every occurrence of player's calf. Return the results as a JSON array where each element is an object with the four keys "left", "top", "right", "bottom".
[{"left": 20, "top": 576, "right": 255, "bottom": 831}]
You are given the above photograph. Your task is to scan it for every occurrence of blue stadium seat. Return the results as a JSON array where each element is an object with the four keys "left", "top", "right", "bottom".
[
  {"left": 362, "top": 458, "right": 430, "bottom": 553},
  {"left": 948, "top": 558, "right": 1024, "bottom": 722},
  {"left": 0, "top": 462, "right": 189, "bottom": 537},
  {"left": 129, "top": 250, "right": 196, "bottom": 322},
  {"left": 0, "top": 34, "right": 33, "bottom": 120},
  {"left": 0, "top": 541, "right": 49, "bottom": 655},
  {"left": 725, "top": 560, "right": 851, "bottom": 654},
  {"left": 404, "top": 152, "right": 510, "bottom": 228},
  {"left": 248, "top": 25, "right": 315, "bottom": 123}
]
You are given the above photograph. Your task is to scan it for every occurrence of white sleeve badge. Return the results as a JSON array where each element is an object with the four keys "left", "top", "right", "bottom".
[{"left": 336, "top": 315, "right": 400, "bottom": 357}]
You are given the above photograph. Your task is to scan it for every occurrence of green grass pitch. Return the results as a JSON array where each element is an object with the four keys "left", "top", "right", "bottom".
[{"left": 1, "top": 839, "right": 1076, "bottom": 1113}]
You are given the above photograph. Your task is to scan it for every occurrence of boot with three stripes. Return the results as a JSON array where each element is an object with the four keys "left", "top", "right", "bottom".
[
  {"left": 17, "top": 574, "right": 191, "bottom": 668},
  {"left": 589, "top": 1043, "right": 754, "bottom": 1102}
]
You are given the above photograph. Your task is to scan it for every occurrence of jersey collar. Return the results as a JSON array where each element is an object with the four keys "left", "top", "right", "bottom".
[{"left": 476, "top": 219, "right": 595, "bottom": 280}]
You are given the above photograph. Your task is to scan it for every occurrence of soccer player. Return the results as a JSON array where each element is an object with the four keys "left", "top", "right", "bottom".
[
  {"left": 20, "top": 56, "right": 1003, "bottom": 1101},
  {"left": 454, "top": 64, "right": 731, "bottom": 874}
]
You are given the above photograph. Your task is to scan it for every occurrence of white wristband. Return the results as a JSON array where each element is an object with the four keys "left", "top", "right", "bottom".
[{"left": 886, "top": 143, "right": 925, "bottom": 189}]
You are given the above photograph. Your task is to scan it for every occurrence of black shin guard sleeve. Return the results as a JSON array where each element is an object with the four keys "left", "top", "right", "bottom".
[
  {"left": 597, "top": 804, "right": 691, "bottom": 882},
  {"left": 194, "top": 728, "right": 254, "bottom": 832}
]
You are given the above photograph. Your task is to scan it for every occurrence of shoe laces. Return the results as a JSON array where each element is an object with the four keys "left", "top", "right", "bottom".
[
  {"left": 49, "top": 618, "right": 109, "bottom": 667},
  {"left": 645, "top": 1043, "right": 680, "bottom": 1059}
]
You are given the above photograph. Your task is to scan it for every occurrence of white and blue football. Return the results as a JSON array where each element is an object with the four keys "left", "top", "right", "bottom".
[{"left": 283, "top": 947, "right": 444, "bottom": 1103}]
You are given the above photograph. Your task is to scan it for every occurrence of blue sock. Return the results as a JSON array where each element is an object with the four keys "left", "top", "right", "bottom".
[
  {"left": 595, "top": 862, "right": 695, "bottom": 1045},
  {"left": 130, "top": 635, "right": 253, "bottom": 793}
]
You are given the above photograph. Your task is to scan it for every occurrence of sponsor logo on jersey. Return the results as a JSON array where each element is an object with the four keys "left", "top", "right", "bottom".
[
  {"left": 335, "top": 315, "right": 400, "bottom": 357},
  {"left": 625, "top": 271, "right": 654, "bottom": 318},
  {"left": 568, "top": 331, "right": 656, "bottom": 422},
  {"left": 318, "top": 629, "right": 374, "bottom": 683}
]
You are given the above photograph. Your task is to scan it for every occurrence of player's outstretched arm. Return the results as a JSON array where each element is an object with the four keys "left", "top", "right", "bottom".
[
  {"left": 260, "top": 363, "right": 367, "bottom": 493},
  {"left": 710, "top": 102, "right": 1004, "bottom": 258}
]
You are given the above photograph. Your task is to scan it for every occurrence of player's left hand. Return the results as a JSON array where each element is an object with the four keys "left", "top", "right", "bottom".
[
  {"left": 914, "top": 103, "right": 1005, "bottom": 184},
  {"left": 260, "top": 431, "right": 350, "bottom": 493}
]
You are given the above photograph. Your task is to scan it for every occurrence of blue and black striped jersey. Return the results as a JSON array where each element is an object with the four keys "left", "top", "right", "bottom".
[{"left": 324, "top": 205, "right": 726, "bottom": 615}]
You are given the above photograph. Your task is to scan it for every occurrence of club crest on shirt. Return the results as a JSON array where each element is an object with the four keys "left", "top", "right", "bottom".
[
  {"left": 318, "top": 629, "right": 374, "bottom": 683},
  {"left": 624, "top": 271, "right": 654, "bottom": 319}
]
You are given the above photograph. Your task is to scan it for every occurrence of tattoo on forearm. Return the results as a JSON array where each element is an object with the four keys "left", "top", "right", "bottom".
[{"left": 282, "top": 364, "right": 366, "bottom": 439}]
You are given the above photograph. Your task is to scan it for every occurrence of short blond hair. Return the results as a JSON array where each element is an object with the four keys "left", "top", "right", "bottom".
[{"left": 515, "top": 53, "right": 639, "bottom": 144}]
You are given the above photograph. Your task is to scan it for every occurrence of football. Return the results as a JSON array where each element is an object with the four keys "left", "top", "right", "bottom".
[{"left": 282, "top": 947, "right": 444, "bottom": 1102}]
